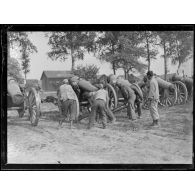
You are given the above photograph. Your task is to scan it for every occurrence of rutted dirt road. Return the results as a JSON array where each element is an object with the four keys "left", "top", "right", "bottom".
[{"left": 7, "top": 102, "right": 193, "bottom": 164}]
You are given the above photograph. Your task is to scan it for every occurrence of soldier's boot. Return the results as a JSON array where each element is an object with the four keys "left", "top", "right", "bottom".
[
  {"left": 151, "top": 120, "right": 159, "bottom": 126},
  {"left": 155, "top": 119, "right": 159, "bottom": 126},
  {"left": 59, "top": 119, "right": 63, "bottom": 126},
  {"left": 137, "top": 115, "right": 142, "bottom": 119}
]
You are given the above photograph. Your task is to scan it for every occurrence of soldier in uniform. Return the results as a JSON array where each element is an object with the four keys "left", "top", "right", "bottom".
[
  {"left": 116, "top": 78, "right": 137, "bottom": 120},
  {"left": 146, "top": 71, "right": 160, "bottom": 126},
  {"left": 88, "top": 84, "right": 111, "bottom": 129},
  {"left": 58, "top": 79, "right": 78, "bottom": 129}
]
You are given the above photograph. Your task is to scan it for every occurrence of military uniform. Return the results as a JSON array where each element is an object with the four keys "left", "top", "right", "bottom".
[
  {"left": 117, "top": 80, "right": 137, "bottom": 120},
  {"left": 130, "top": 84, "right": 143, "bottom": 118},
  {"left": 88, "top": 87, "right": 109, "bottom": 129},
  {"left": 148, "top": 77, "right": 160, "bottom": 124},
  {"left": 58, "top": 82, "right": 78, "bottom": 126}
]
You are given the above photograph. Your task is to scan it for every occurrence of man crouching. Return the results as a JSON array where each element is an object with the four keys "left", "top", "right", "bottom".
[
  {"left": 88, "top": 84, "right": 110, "bottom": 129},
  {"left": 57, "top": 79, "right": 79, "bottom": 129}
]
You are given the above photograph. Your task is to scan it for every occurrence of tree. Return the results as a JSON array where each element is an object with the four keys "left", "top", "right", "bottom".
[
  {"left": 8, "top": 32, "right": 37, "bottom": 56},
  {"left": 73, "top": 64, "right": 99, "bottom": 82},
  {"left": 139, "top": 31, "right": 158, "bottom": 71},
  {"left": 112, "top": 31, "right": 148, "bottom": 78},
  {"left": 157, "top": 31, "right": 173, "bottom": 80},
  {"left": 8, "top": 57, "right": 23, "bottom": 83},
  {"left": 21, "top": 45, "right": 30, "bottom": 80},
  {"left": 95, "top": 31, "right": 120, "bottom": 75},
  {"left": 96, "top": 31, "right": 148, "bottom": 77},
  {"left": 47, "top": 32, "right": 96, "bottom": 71},
  {"left": 167, "top": 31, "right": 193, "bottom": 74},
  {"left": 8, "top": 32, "right": 38, "bottom": 80}
]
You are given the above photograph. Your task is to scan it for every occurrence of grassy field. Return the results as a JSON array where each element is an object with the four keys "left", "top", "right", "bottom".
[{"left": 7, "top": 101, "right": 193, "bottom": 164}]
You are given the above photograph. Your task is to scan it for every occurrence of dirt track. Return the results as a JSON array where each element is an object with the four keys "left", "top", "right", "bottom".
[{"left": 7, "top": 102, "right": 193, "bottom": 164}]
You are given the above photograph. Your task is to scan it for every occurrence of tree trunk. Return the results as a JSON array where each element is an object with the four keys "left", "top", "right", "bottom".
[
  {"left": 163, "top": 42, "right": 168, "bottom": 80},
  {"left": 145, "top": 34, "right": 151, "bottom": 71},
  {"left": 111, "top": 43, "right": 116, "bottom": 75},
  {"left": 70, "top": 47, "right": 75, "bottom": 71},
  {"left": 24, "top": 72, "right": 27, "bottom": 80},
  {"left": 176, "top": 40, "right": 181, "bottom": 75},
  {"left": 177, "top": 59, "right": 181, "bottom": 74},
  {"left": 124, "top": 69, "right": 128, "bottom": 79},
  {"left": 112, "top": 62, "right": 116, "bottom": 75}
]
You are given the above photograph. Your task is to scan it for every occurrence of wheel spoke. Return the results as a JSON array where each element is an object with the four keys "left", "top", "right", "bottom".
[
  {"left": 179, "top": 96, "right": 184, "bottom": 103},
  {"left": 167, "top": 98, "right": 171, "bottom": 106},
  {"left": 166, "top": 99, "right": 169, "bottom": 106},
  {"left": 177, "top": 97, "right": 180, "bottom": 104}
]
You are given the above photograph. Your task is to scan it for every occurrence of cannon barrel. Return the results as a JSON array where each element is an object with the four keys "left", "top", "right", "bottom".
[
  {"left": 155, "top": 76, "right": 174, "bottom": 89},
  {"left": 171, "top": 74, "right": 193, "bottom": 84},
  {"left": 7, "top": 77, "right": 24, "bottom": 105},
  {"left": 78, "top": 79, "right": 98, "bottom": 92},
  {"left": 183, "top": 77, "right": 193, "bottom": 85},
  {"left": 70, "top": 77, "right": 98, "bottom": 92}
]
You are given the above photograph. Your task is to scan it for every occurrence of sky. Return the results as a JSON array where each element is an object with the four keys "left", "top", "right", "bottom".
[{"left": 10, "top": 32, "right": 193, "bottom": 80}]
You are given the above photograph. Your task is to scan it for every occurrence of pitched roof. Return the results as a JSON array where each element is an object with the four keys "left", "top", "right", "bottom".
[{"left": 40, "top": 70, "right": 74, "bottom": 80}]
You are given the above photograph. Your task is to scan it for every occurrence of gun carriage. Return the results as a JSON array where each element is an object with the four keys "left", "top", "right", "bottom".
[{"left": 7, "top": 76, "right": 41, "bottom": 126}]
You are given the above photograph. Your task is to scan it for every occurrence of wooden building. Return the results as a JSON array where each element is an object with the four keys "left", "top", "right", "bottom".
[{"left": 40, "top": 71, "right": 73, "bottom": 91}]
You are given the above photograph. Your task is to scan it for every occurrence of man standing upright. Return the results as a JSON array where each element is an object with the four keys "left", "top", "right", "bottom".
[
  {"left": 146, "top": 71, "right": 160, "bottom": 126},
  {"left": 58, "top": 79, "right": 78, "bottom": 129}
]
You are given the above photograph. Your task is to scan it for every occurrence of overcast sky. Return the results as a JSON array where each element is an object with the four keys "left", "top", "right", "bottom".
[{"left": 10, "top": 32, "right": 193, "bottom": 80}]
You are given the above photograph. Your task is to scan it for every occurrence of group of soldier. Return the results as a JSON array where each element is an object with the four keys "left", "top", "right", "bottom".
[{"left": 57, "top": 70, "right": 160, "bottom": 129}]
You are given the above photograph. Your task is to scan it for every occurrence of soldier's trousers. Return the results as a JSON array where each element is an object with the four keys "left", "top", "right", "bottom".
[
  {"left": 135, "top": 100, "right": 142, "bottom": 117},
  {"left": 89, "top": 99, "right": 107, "bottom": 128},
  {"left": 105, "top": 107, "right": 116, "bottom": 122},
  {"left": 149, "top": 99, "right": 159, "bottom": 120},
  {"left": 127, "top": 94, "right": 136, "bottom": 120},
  {"left": 60, "top": 99, "right": 77, "bottom": 121}
]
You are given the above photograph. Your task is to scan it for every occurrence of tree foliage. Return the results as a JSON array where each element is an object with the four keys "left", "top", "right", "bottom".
[
  {"left": 47, "top": 31, "right": 96, "bottom": 71},
  {"left": 157, "top": 31, "right": 173, "bottom": 80},
  {"left": 157, "top": 31, "right": 193, "bottom": 79},
  {"left": 139, "top": 31, "right": 159, "bottom": 70},
  {"left": 8, "top": 32, "right": 38, "bottom": 80},
  {"left": 167, "top": 31, "right": 193, "bottom": 72},
  {"left": 8, "top": 32, "right": 37, "bottom": 54},
  {"left": 8, "top": 57, "right": 23, "bottom": 83},
  {"left": 73, "top": 64, "right": 99, "bottom": 82},
  {"left": 95, "top": 31, "right": 120, "bottom": 74},
  {"left": 96, "top": 31, "right": 148, "bottom": 77}
]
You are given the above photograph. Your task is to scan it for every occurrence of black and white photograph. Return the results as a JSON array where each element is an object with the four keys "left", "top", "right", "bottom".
[{"left": 1, "top": 25, "right": 194, "bottom": 169}]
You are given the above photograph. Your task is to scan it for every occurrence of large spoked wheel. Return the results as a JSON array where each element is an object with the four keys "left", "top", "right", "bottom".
[
  {"left": 28, "top": 87, "right": 41, "bottom": 126},
  {"left": 172, "top": 81, "right": 188, "bottom": 104},
  {"left": 106, "top": 83, "right": 118, "bottom": 110},
  {"left": 159, "top": 84, "right": 177, "bottom": 107},
  {"left": 184, "top": 82, "right": 193, "bottom": 102},
  {"left": 188, "top": 86, "right": 193, "bottom": 101}
]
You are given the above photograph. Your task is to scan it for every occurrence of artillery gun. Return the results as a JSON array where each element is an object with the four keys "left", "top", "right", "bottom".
[
  {"left": 170, "top": 74, "right": 193, "bottom": 102},
  {"left": 98, "top": 74, "right": 143, "bottom": 115},
  {"left": 7, "top": 76, "right": 41, "bottom": 126},
  {"left": 41, "top": 75, "right": 118, "bottom": 121},
  {"left": 139, "top": 73, "right": 191, "bottom": 109}
]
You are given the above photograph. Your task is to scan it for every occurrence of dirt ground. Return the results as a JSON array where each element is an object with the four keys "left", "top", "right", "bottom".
[{"left": 7, "top": 101, "right": 193, "bottom": 164}]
